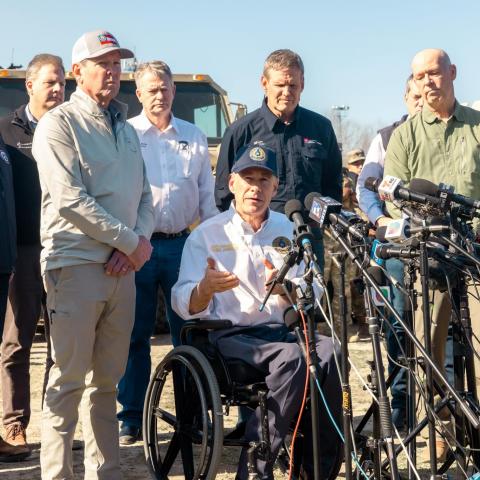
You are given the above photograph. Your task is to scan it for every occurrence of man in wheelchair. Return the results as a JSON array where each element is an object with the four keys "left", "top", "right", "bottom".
[{"left": 171, "top": 144, "right": 342, "bottom": 479}]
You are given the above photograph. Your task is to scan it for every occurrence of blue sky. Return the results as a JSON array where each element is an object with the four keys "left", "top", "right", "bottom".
[{"left": 1, "top": 0, "right": 479, "bottom": 130}]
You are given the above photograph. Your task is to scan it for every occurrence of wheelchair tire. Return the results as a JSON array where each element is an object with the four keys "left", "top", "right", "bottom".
[{"left": 143, "top": 345, "right": 224, "bottom": 480}]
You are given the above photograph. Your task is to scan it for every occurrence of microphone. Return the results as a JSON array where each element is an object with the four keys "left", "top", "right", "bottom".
[
  {"left": 375, "top": 218, "right": 449, "bottom": 242},
  {"left": 367, "top": 265, "right": 392, "bottom": 307},
  {"left": 410, "top": 178, "right": 480, "bottom": 210},
  {"left": 364, "top": 176, "right": 443, "bottom": 206},
  {"left": 373, "top": 243, "right": 419, "bottom": 260},
  {"left": 284, "top": 199, "right": 315, "bottom": 255},
  {"left": 382, "top": 219, "right": 410, "bottom": 241},
  {"left": 305, "top": 193, "right": 365, "bottom": 241}
]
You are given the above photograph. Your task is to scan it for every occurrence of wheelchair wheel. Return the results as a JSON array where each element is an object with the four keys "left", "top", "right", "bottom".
[{"left": 143, "top": 345, "right": 224, "bottom": 479}]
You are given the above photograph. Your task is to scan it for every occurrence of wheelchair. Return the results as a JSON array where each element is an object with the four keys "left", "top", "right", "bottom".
[{"left": 142, "top": 319, "right": 343, "bottom": 479}]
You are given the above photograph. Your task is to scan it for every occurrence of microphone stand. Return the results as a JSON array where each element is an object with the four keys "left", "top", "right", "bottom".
[
  {"left": 402, "top": 258, "right": 418, "bottom": 480},
  {"left": 329, "top": 241, "right": 353, "bottom": 480},
  {"left": 330, "top": 226, "right": 400, "bottom": 480},
  {"left": 329, "top": 223, "right": 480, "bottom": 478},
  {"left": 418, "top": 237, "right": 439, "bottom": 478},
  {"left": 259, "top": 241, "right": 324, "bottom": 480}
]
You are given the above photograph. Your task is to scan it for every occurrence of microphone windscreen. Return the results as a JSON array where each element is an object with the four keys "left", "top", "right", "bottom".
[
  {"left": 410, "top": 178, "right": 439, "bottom": 197},
  {"left": 304, "top": 191, "right": 321, "bottom": 211},
  {"left": 284, "top": 199, "right": 303, "bottom": 221},
  {"left": 375, "top": 225, "right": 388, "bottom": 242},
  {"left": 364, "top": 177, "right": 381, "bottom": 192}
]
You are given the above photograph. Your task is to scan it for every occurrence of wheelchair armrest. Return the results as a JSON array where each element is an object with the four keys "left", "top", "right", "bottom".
[{"left": 180, "top": 319, "right": 233, "bottom": 345}]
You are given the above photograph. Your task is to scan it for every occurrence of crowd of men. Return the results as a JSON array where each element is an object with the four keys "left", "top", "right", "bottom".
[{"left": 0, "top": 26, "right": 477, "bottom": 479}]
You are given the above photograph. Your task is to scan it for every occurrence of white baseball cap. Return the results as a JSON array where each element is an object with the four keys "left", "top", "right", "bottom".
[{"left": 72, "top": 30, "right": 134, "bottom": 65}]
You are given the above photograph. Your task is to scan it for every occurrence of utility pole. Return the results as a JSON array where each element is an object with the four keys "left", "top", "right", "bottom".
[{"left": 331, "top": 105, "right": 350, "bottom": 153}]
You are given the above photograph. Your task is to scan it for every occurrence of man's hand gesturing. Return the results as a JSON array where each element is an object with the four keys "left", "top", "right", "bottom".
[
  {"left": 263, "top": 258, "right": 283, "bottom": 295},
  {"left": 189, "top": 257, "right": 239, "bottom": 314}
]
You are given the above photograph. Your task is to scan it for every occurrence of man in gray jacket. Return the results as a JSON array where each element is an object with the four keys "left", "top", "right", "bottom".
[{"left": 32, "top": 30, "right": 154, "bottom": 480}]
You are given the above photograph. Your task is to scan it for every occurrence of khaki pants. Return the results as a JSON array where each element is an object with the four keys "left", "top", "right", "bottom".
[
  {"left": 41, "top": 264, "right": 135, "bottom": 480},
  {"left": 414, "top": 281, "right": 480, "bottom": 439}
]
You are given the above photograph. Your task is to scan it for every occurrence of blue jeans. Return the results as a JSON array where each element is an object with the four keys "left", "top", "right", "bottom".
[
  {"left": 117, "top": 234, "right": 187, "bottom": 428},
  {"left": 384, "top": 258, "right": 406, "bottom": 411}
]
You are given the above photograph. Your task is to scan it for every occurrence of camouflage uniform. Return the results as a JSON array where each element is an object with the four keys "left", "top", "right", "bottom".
[{"left": 320, "top": 174, "right": 366, "bottom": 337}]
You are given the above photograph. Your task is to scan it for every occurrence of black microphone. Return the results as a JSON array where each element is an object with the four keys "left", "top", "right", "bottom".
[
  {"left": 304, "top": 193, "right": 365, "bottom": 241},
  {"left": 410, "top": 178, "right": 480, "bottom": 210},
  {"left": 409, "top": 178, "right": 438, "bottom": 197},
  {"left": 284, "top": 199, "right": 316, "bottom": 265},
  {"left": 364, "top": 176, "right": 443, "bottom": 207},
  {"left": 374, "top": 243, "right": 419, "bottom": 260}
]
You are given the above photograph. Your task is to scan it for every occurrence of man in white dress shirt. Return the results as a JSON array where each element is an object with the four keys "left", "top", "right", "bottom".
[
  {"left": 172, "top": 144, "right": 342, "bottom": 480},
  {"left": 117, "top": 60, "right": 218, "bottom": 444}
]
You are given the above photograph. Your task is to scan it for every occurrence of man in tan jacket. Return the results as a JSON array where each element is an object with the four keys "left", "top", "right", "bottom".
[{"left": 32, "top": 30, "right": 154, "bottom": 480}]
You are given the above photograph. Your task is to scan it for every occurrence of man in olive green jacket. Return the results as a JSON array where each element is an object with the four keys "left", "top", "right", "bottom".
[
  {"left": 384, "top": 48, "right": 480, "bottom": 461},
  {"left": 32, "top": 30, "right": 154, "bottom": 480}
]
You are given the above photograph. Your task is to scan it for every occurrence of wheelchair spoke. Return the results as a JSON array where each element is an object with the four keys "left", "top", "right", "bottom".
[
  {"left": 180, "top": 432, "right": 195, "bottom": 480},
  {"left": 153, "top": 406, "right": 176, "bottom": 427},
  {"left": 160, "top": 431, "right": 181, "bottom": 476}
]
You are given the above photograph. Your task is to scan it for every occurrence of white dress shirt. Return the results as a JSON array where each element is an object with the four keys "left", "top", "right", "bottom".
[
  {"left": 171, "top": 205, "right": 301, "bottom": 326},
  {"left": 356, "top": 133, "right": 386, "bottom": 224},
  {"left": 129, "top": 111, "right": 218, "bottom": 234}
]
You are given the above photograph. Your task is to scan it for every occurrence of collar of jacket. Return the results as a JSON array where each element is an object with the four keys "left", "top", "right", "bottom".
[
  {"left": 71, "top": 88, "right": 128, "bottom": 122},
  {"left": 11, "top": 104, "right": 33, "bottom": 135},
  {"left": 261, "top": 97, "right": 301, "bottom": 131},
  {"left": 423, "top": 100, "right": 464, "bottom": 125}
]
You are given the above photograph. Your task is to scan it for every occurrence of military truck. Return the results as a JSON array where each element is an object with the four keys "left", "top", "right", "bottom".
[{"left": 0, "top": 69, "right": 246, "bottom": 169}]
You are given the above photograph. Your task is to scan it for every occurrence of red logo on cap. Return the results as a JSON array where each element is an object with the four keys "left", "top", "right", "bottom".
[{"left": 98, "top": 32, "right": 119, "bottom": 47}]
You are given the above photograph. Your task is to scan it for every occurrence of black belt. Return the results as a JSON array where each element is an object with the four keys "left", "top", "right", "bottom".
[{"left": 151, "top": 229, "right": 189, "bottom": 240}]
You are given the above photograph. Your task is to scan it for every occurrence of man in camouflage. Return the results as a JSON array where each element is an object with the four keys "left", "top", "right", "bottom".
[{"left": 321, "top": 152, "right": 367, "bottom": 340}]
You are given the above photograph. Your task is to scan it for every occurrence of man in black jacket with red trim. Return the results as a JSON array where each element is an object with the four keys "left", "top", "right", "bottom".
[
  {"left": 0, "top": 53, "right": 65, "bottom": 461},
  {"left": 215, "top": 49, "right": 342, "bottom": 215}
]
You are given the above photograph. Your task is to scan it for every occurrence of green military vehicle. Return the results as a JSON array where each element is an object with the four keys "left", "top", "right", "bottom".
[{"left": 0, "top": 69, "right": 246, "bottom": 170}]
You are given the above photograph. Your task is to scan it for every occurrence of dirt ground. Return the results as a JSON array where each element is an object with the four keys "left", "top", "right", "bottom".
[{"left": 0, "top": 331, "right": 468, "bottom": 479}]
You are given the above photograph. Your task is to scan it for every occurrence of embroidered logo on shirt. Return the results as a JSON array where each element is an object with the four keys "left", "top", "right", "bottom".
[
  {"left": 249, "top": 147, "right": 266, "bottom": 161},
  {"left": 16, "top": 141, "right": 32, "bottom": 149},
  {"left": 0, "top": 150, "right": 9, "bottom": 165},
  {"left": 272, "top": 236, "right": 291, "bottom": 254},
  {"left": 178, "top": 140, "right": 190, "bottom": 152},
  {"left": 304, "top": 138, "right": 322, "bottom": 146},
  {"left": 211, "top": 243, "right": 242, "bottom": 252}
]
